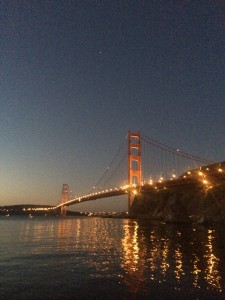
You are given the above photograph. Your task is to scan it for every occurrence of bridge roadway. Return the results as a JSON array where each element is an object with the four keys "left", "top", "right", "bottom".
[
  {"left": 55, "top": 187, "right": 130, "bottom": 209},
  {"left": 55, "top": 161, "right": 225, "bottom": 210},
  {"left": 55, "top": 177, "right": 201, "bottom": 210}
]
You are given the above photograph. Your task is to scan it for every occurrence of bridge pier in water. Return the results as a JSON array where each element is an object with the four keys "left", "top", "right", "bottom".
[
  {"left": 61, "top": 184, "right": 69, "bottom": 216},
  {"left": 128, "top": 131, "right": 142, "bottom": 216}
]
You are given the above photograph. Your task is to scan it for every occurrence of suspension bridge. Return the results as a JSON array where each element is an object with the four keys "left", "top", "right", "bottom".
[{"left": 52, "top": 131, "right": 223, "bottom": 216}]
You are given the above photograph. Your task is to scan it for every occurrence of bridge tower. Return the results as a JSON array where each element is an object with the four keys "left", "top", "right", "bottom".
[
  {"left": 61, "top": 184, "right": 69, "bottom": 216},
  {"left": 128, "top": 131, "right": 141, "bottom": 215}
]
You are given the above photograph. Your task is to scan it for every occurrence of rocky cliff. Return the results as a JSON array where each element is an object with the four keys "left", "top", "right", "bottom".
[{"left": 130, "top": 162, "right": 225, "bottom": 223}]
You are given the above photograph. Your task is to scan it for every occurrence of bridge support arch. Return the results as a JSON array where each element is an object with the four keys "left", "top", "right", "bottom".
[
  {"left": 128, "top": 131, "right": 141, "bottom": 215},
  {"left": 61, "top": 184, "right": 69, "bottom": 216}
]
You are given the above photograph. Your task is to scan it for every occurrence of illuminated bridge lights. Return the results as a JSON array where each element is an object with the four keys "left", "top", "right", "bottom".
[
  {"left": 56, "top": 185, "right": 133, "bottom": 209},
  {"left": 22, "top": 207, "right": 54, "bottom": 212},
  {"left": 170, "top": 174, "right": 177, "bottom": 180},
  {"left": 57, "top": 162, "right": 224, "bottom": 211}
]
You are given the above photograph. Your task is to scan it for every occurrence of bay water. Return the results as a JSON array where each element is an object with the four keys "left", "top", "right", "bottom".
[{"left": 0, "top": 216, "right": 224, "bottom": 299}]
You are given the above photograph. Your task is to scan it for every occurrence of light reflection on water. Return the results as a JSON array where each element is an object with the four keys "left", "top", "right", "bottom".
[
  {"left": 0, "top": 217, "right": 225, "bottom": 299},
  {"left": 204, "top": 229, "right": 222, "bottom": 291},
  {"left": 120, "top": 219, "right": 225, "bottom": 296}
]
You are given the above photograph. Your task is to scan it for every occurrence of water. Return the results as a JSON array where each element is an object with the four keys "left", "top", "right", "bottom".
[{"left": 0, "top": 216, "right": 224, "bottom": 299}]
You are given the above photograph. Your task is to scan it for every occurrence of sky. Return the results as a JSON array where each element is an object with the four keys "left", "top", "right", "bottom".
[{"left": 1, "top": 0, "right": 225, "bottom": 211}]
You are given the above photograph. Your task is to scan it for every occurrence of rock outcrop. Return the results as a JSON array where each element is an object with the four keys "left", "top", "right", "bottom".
[{"left": 130, "top": 162, "right": 225, "bottom": 223}]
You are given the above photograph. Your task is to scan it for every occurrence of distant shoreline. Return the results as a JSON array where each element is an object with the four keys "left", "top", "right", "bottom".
[{"left": 0, "top": 205, "right": 128, "bottom": 218}]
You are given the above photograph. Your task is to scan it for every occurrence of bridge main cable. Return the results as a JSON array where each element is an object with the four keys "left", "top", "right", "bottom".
[
  {"left": 142, "top": 134, "right": 214, "bottom": 165},
  {"left": 91, "top": 137, "right": 127, "bottom": 191}
]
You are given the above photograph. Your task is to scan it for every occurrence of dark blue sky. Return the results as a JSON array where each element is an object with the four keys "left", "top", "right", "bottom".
[{"left": 1, "top": 0, "right": 225, "bottom": 210}]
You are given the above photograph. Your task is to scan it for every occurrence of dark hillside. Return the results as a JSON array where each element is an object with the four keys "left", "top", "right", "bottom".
[{"left": 131, "top": 162, "right": 225, "bottom": 223}]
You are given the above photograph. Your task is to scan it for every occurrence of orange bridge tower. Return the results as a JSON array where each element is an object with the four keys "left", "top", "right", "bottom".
[
  {"left": 61, "top": 184, "right": 69, "bottom": 216},
  {"left": 128, "top": 131, "right": 142, "bottom": 215}
]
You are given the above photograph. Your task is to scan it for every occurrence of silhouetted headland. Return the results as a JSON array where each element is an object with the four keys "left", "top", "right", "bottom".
[{"left": 131, "top": 161, "right": 225, "bottom": 223}]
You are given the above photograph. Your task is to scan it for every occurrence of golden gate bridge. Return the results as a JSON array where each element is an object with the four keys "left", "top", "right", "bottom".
[{"left": 51, "top": 131, "right": 220, "bottom": 216}]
